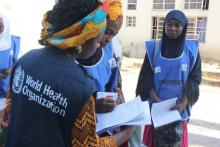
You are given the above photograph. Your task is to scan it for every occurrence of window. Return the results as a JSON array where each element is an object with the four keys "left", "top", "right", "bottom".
[
  {"left": 196, "top": 17, "right": 207, "bottom": 42},
  {"left": 153, "top": 0, "right": 175, "bottom": 10},
  {"left": 126, "top": 16, "right": 136, "bottom": 27},
  {"left": 152, "top": 16, "right": 207, "bottom": 42},
  {"left": 128, "top": 0, "right": 137, "bottom": 10},
  {"left": 187, "top": 17, "right": 208, "bottom": 42},
  {"left": 152, "top": 17, "right": 164, "bottom": 39},
  {"left": 184, "top": 0, "right": 209, "bottom": 10},
  {"left": 187, "top": 18, "right": 198, "bottom": 39}
]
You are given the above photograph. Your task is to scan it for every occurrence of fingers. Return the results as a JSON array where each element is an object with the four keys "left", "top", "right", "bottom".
[
  {"left": 170, "top": 105, "right": 178, "bottom": 111},
  {"left": 0, "top": 73, "right": 7, "bottom": 79},
  {"left": 103, "top": 100, "right": 115, "bottom": 107},
  {"left": 116, "top": 95, "right": 125, "bottom": 104},
  {"left": 170, "top": 104, "right": 184, "bottom": 114},
  {"left": 104, "top": 98, "right": 116, "bottom": 104},
  {"left": 102, "top": 98, "right": 116, "bottom": 110},
  {"left": 96, "top": 98, "right": 116, "bottom": 113},
  {"left": 152, "top": 97, "right": 161, "bottom": 103}
]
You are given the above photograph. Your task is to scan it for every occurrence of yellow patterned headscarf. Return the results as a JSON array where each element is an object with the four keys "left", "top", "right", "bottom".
[
  {"left": 39, "top": 0, "right": 109, "bottom": 50},
  {"left": 108, "top": 0, "right": 122, "bottom": 21}
]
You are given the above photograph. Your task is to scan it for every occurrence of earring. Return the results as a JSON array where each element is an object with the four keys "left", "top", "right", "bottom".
[
  {"left": 98, "top": 0, "right": 105, "bottom": 4},
  {"left": 75, "top": 46, "right": 82, "bottom": 53}
]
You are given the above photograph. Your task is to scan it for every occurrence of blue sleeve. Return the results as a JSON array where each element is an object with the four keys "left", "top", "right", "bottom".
[
  {"left": 105, "top": 66, "right": 119, "bottom": 92},
  {"left": 10, "top": 35, "right": 21, "bottom": 66},
  {"left": 186, "top": 50, "right": 201, "bottom": 106},
  {"left": 136, "top": 53, "right": 154, "bottom": 100}
]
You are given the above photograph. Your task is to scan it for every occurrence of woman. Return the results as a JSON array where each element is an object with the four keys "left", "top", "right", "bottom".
[
  {"left": 77, "top": 1, "right": 128, "bottom": 146},
  {"left": 136, "top": 10, "right": 201, "bottom": 147},
  {"left": 77, "top": 0, "right": 123, "bottom": 112},
  {"left": 0, "top": 13, "right": 20, "bottom": 105},
  {"left": 0, "top": 15, "right": 20, "bottom": 144},
  {"left": 4, "top": 0, "right": 134, "bottom": 146}
]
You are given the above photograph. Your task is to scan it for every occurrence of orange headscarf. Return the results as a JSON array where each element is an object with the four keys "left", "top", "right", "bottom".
[
  {"left": 39, "top": 0, "right": 109, "bottom": 50},
  {"left": 108, "top": 0, "right": 123, "bottom": 22}
]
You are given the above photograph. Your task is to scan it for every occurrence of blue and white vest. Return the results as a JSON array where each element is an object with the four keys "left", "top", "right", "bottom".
[
  {"left": 146, "top": 40, "right": 199, "bottom": 120},
  {"left": 83, "top": 42, "right": 119, "bottom": 92},
  {"left": 0, "top": 35, "right": 20, "bottom": 98}
]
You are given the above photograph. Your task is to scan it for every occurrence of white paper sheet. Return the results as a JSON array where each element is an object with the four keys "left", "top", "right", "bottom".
[
  {"left": 96, "top": 96, "right": 151, "bottom": 133},
  {"left": 151, "top": 98, "right": 182, "bottom": 128}
]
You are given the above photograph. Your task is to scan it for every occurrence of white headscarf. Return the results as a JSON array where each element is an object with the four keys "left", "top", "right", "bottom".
[{"left": 0, "top": 13, "right": 11, "bottom": 51}]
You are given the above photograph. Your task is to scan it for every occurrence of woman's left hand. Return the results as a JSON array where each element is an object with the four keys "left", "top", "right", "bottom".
[
  {"left": 171, "top": 103, "right": 186, "bottom": 114},
  {"left": 116, "top": 92, "right": 125, "bottom": 104},
  {"left": 115, "top": 87, "right": 125, "bottom": 104},
  {"left": 171, "top": 96, "right": 189, "bottom": 114},
  {"left": 0, "top": 68, "right": 12, "bottom": 79}
]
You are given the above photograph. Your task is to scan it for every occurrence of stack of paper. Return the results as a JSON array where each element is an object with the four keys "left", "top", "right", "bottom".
[
  {"left": 96, "top": 96, "right": 151, "bottom": 133},
  {"left": 151, "top": 98, "right": 182, "bottom": 128}
]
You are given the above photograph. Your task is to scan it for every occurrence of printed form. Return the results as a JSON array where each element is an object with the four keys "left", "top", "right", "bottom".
[
  {"left": 151, "top": 98, "right": 182, "bottom": 128},
  {"left": 96, "top": 96, "right": 151, "bottom": 133}
]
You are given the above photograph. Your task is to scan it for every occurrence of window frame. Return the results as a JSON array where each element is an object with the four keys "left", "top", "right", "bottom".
[
  {"left": 126, "top": 16, "right": 136, "bottom": 27},
  {"left": 184, "top": 0, "right": 209, "bottom": 10},
  {"left": 151, "top": 16, "right": 207, "bottom": 42},
  {"left": 152, "top": 0, "right": 175, "bottom": 10},
  {"left": 128, "top": 0, "right": 137, "bottom": 10}
]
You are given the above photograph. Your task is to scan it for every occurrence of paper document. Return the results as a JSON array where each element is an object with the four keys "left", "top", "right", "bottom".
[
  {"left": 96, "top": 96, "right": 151, "bottom": 133},
  {"left": 96, "top": 92, "right": 118, "bottom": 101},
  {"left": 151, "top": 98, "right": 182, "bottom": 128}
]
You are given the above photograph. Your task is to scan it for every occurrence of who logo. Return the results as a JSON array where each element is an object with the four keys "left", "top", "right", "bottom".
[{"left": 12, "top": 66, "right": 25, "bottom": 94}]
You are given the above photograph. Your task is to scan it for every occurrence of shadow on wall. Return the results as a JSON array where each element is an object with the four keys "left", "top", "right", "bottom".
[
  {"left": 123, "top": 50, "right": 131, "bottom": 58},
  {"left": 122, "top": 42, "right": 146, "bottom": 59}
]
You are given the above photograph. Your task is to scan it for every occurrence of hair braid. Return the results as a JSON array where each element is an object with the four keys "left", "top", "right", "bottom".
[{"left": 48, "top": 0, "right": 99, "bottom": 33}]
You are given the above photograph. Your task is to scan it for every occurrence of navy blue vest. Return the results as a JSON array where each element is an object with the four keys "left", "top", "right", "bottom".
[{"left": 5, "top": 47, "right": 96, "bottom": 147}]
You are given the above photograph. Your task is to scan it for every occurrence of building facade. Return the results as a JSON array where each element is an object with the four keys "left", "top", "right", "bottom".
[{"left": 120, "top": 0, "right": 220, "bottom": 61}]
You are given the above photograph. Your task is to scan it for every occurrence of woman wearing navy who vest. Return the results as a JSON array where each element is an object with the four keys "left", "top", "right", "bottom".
[
  {"left": 0, "top": 13, "right": 20, "bottom": 111},
  {"left": 4, "top": 0, "right": 135, "bottom": 146},
  {"left": 136, "top": 10, "right": 201, "bottom": 147}
]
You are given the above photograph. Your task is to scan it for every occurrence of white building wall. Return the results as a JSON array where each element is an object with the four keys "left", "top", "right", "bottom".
[
  {"left": 120, "top": 0, "right": 220, "bottom": 60},
  {"left": 0, "top": 0, "right": 55, "bottom": 55},
  {"left": 120, "top": 0, "right": 149, "bottom": 58},
  {"left": 200, "top": 0, "right": 220, "bottom": 61}
]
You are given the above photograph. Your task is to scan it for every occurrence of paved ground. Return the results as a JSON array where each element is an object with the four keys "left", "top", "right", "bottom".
[
  {"left": 188, "top": 85, "right": 220, "bottom": 147},
  {"left": 121, "top": 57, "right": 220, "bottom": 147}
]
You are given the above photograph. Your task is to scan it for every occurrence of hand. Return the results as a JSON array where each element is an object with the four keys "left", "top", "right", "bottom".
[
  {"left": 95, "top": 98, "right": 116, "bottom": 113},
  {"left": 113, "top": 125, "right": 136, "bottom": 134},
  {"left": 0, "top": 72, "right": 8, "bottom": 79},
  {"left": 121, "top": 125, "right": 136, "bottom": 133},
  {"left": 0, "top": 68, "right": 12, "bottom": 79},
  {"left": 170, "top": 103, "right": 186, "bottom": 114},
  {"left": 116, "top": 92, "right": 125, "bottom": 104},
  {"left": 0, "top": 73, "right": 5, "bottom": 79},
  {"left": 113, "top": 125, "right": 136, "bottom": 146},
  {"left": 149, "top": 89, "right": 161, "bottom": 103},
  {"left": 153, "top": 97, "right": 161, "bottom": 103},
  {"left": 171, "top": 96, "right": 189, "bottom": 114}
]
